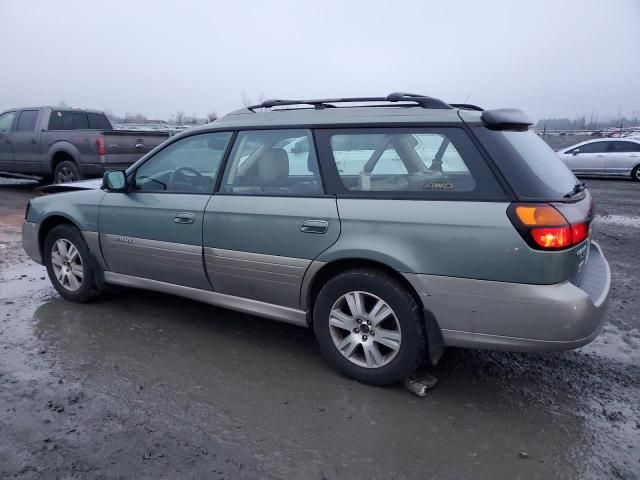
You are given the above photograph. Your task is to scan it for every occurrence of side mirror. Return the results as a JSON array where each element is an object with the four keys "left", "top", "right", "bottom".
[
  {"left": 102, "top": 170, "right": 127, "bottom": 192},
  {"left": 572, "top": 149, "right": 580, "bottom": 155}
]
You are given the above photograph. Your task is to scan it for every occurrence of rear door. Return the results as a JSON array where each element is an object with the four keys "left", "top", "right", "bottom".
[
  {"left": 99, "top": 131, "right": 232, "bottom": 289},
  {"left": 605, "top": 141, "right": 640, "bottom": 175},
  {"left": 203, "top": 129, "right": 340, "bottom": 309},
  {"left": 10, "top": 109, "right": 41, "bottom": 173}
]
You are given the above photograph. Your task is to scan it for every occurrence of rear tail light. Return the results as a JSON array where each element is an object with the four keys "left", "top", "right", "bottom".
[
  {"left": 96, "top": 137, "right": 106, "bottom": 155},
  {"left": 508, "top": 204, "right": 589, "bottom": 250}
]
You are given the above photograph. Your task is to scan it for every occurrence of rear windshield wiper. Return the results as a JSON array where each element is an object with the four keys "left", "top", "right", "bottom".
[{"left": 564, "top": 181, "right": 587, "bottom": 198}]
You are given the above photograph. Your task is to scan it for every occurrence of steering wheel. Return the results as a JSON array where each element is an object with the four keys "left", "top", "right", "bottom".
[{"left": 169, "top": 167, "right": 206, "bottom": 191}]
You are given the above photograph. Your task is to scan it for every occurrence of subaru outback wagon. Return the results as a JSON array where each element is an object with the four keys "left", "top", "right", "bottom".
[{"left": 22, "top": 93, "right": 611, "bottom": 385}]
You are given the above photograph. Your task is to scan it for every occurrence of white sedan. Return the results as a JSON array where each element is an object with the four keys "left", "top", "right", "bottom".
[{"left": 557, "top": 138, "right": 640, "bottom": 181}]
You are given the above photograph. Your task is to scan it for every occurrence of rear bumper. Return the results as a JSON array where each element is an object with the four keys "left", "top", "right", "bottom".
[
  {"left": 404, "top": 241, "right": 611, "bottom": 352},
  {"left": 22, "top": 221, "right": 42, "bottom": 264}
]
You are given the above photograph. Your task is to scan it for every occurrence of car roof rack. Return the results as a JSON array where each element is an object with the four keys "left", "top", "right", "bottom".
[
  {"left": 449, "top": 103, "right": 484, "bottom": 111},
  {"left": 247, "top": 92, "right": 453, "bottom": 111}
]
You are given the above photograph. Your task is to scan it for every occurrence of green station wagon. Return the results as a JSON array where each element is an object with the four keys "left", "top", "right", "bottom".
[{"left": 22, "top": 93, "right": 611, "bottom": 385}]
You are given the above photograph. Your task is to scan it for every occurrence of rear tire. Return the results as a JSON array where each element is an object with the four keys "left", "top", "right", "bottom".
[
  {"left": 44, "top": 224, "right": 100, "bottom": 303},
  {"left": 632, "top": 165, "right": 640, "bottom": 182},
  {"left": 313, "top": 268, "right": 426, "bottom": 386},
  {"left": 54, "top": 160, "right": 82, "bottom": 184}
]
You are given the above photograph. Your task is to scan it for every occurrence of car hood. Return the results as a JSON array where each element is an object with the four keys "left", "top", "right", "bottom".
[{"left": 36, "top": 178, "right": 103, "bottom": 194}]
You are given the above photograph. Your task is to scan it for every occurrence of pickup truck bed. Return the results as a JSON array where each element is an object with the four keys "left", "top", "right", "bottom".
[{"left": 0, "top": 106, "right": 169, "bottom": 183}]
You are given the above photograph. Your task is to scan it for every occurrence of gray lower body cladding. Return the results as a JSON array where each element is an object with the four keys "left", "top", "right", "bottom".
[
  {"left": 203, "top": 247, "right": 311, "bottom": 309},
  {"left": 403, "top": 242, "right": 610, "bottom": 352},
  {"left": 22, "top": 223, "right": 611, "bottom": 353}
]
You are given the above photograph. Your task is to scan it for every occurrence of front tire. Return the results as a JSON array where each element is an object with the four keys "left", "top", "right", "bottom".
[
  {"left": 632, "top": 165, "right": 640, "bottom": 182},
  {"left": 54, "top": 160, "right": 82, "bottom": 184},
  {"left": 44, "top": 224, "right": 99, "bottom": 302},
  {"left": 313, "top": 268, "right": 426, "bottom": 386}
]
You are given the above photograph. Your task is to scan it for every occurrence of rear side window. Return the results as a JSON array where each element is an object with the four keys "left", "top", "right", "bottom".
[
  {"left": 609, "top": 141, "right": 640, "bottom": 153},
  {"left": 87, "top": 113, "right": 111, "bottom": 129},
  {"left": 474, "top": 127, "right": 578, "bottom": 201},
  {"left": 15, "top": 110, "right": 39, "bottom": 132},
  {"left": 316, "top": 127, "right": 505, "bottom": 199},
  {"left": 221, "top": 129, "right": 323, "bottom": 196},
  {"left": 48, "top": 111, "right": 90, "bottom": 130}
]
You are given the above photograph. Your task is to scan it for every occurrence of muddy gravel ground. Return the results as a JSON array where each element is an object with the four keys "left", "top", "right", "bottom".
[{"left": 0, "top": 177, "right": 638, "bottom": 479}]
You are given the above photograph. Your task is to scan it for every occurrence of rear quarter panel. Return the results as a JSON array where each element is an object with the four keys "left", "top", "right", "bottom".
[{"left": 320, "top": 199, "right": 585, "bottom": 285}]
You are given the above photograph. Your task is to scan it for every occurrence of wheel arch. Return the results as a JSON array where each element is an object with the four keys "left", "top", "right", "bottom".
[
  {"left": 38, "top": 214, "right": 82, "bottom": 258},
  {"left": 302, "top": 257, "right": 445, "bottom": 365},
  {"left": 48, "top": 142, "right": 80, "bottom": 173},
  {"left": 303, "top": 257, "right": 421, "bottom": 315}
]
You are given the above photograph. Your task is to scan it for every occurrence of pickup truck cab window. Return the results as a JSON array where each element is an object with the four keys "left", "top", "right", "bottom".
[
  {"left": 221, "top": 129, "right": 322, "bottom": 195},
  {"left": 133, "top": 132, "right": 232, "bottom": 194},
  {"left": 0, "top": 111, "right": 16, "bottom": 132},
  {"left": 15, "top": 110, "right": 39, "bottom": 132}
]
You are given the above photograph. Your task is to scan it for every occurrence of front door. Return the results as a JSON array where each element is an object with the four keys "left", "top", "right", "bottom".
[
  {"left": 99, "top": 131, "right": 233, "bottom": 290},
  {"left": 203, "top": 129, "right": 340, "bottom": 309},
  {"left": 568, "top": 141, "right": 607, "bottom": 174},
  {"left": 10, "top": 110, "right": 42, "bottom": 173},
  {"left": 0, "top": 111, "right": 16, "bottom": 171}
]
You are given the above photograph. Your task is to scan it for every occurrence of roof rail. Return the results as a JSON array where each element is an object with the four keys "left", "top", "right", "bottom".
[
  {"left": 247, "top": 92, "right": 452, "bottom": 111},
  {"left": 450, "top": 103, "right": 484, "bottom": 111}
]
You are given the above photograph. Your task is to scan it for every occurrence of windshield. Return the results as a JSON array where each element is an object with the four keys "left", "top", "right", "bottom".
[{"left": 474, "top": 127, "right": 579, "bottom": 201}]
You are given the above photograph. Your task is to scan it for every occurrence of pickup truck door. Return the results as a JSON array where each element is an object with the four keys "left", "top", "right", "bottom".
[
  {"left": 98, "top": 132, "right": 232, "bottom": 289},
  {"left": 203, "top": 129, "right": 340, "bottom": 309},
  {"left": 0, "top": 111, "right": 17, "bottom": 171},
  {"left": 10, "top": 110, "right": 42, "bottom": 173}
]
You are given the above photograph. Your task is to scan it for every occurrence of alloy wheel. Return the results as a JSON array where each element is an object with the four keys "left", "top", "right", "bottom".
[
  {"left": 57, "top": 167, "right": 75, "bottom": 183},
  {"left": 328, "top": 291, "right": 402, "bottom": 368},
  {"left": 51, "top": 238, "right": 84, "bottom": 291}
]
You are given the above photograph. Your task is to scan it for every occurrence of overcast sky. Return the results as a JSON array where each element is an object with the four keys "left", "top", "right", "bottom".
[{"left": 1, "top": 0, "right": 638, "bottom": 121}]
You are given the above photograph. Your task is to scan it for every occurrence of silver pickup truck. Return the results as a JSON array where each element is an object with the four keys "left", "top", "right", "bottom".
[{"left": 0, "top": 106, "right": 169, "bottom": 183}]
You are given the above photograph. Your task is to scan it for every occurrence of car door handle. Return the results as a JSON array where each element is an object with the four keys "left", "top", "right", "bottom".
[
  {"left": 30, "top": 138, "right": 37, "bottom": 144},
  {"left": 300, "top": 220, "right": 328, "bottom": 234},
  {"left": 597, "top": 154, "right": 605, "bottom": 157},
  {"left": 174, "top": 212, "right": 195, "bottom": 224}
]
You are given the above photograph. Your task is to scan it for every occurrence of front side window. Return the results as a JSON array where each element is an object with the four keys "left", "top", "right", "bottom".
[
  {"left": 0, "top": 111, "right": 16, "bottom": 132},
  {"left": 221, "top": 129, "right": 322, "bottom": 195},
  {"left": 577, "top": 142, "right": 607, "bottom": 154},
  {"left": 133, "top": 132, "right": 232, "bottom": 193},
  {"left": 318, "top": 128, "right": 502, "bottom": 198},
  {"left": 16, "top": 110, "right": 39, "bottom": 132}
]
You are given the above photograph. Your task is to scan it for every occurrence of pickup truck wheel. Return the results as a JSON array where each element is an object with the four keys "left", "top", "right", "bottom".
[
  {"left": 54, "top": 160, "right": 82, "bottom": 184},
  {"left": 313, "top": 268, "right": 426, "bottom": 386},
  {"left": 44, "top": 225, "right": 99, "bottom": 302}
]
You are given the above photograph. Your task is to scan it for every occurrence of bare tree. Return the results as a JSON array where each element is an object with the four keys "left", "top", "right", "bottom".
[
  {"left": 175, "top": 111, "right": 185, "bottom": 126},
  {"left": 206, "top": 111, "right": 218, "bottom": 123},
  {"left": 241, "top": 91, "right": 266, "bottom": 107}
]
